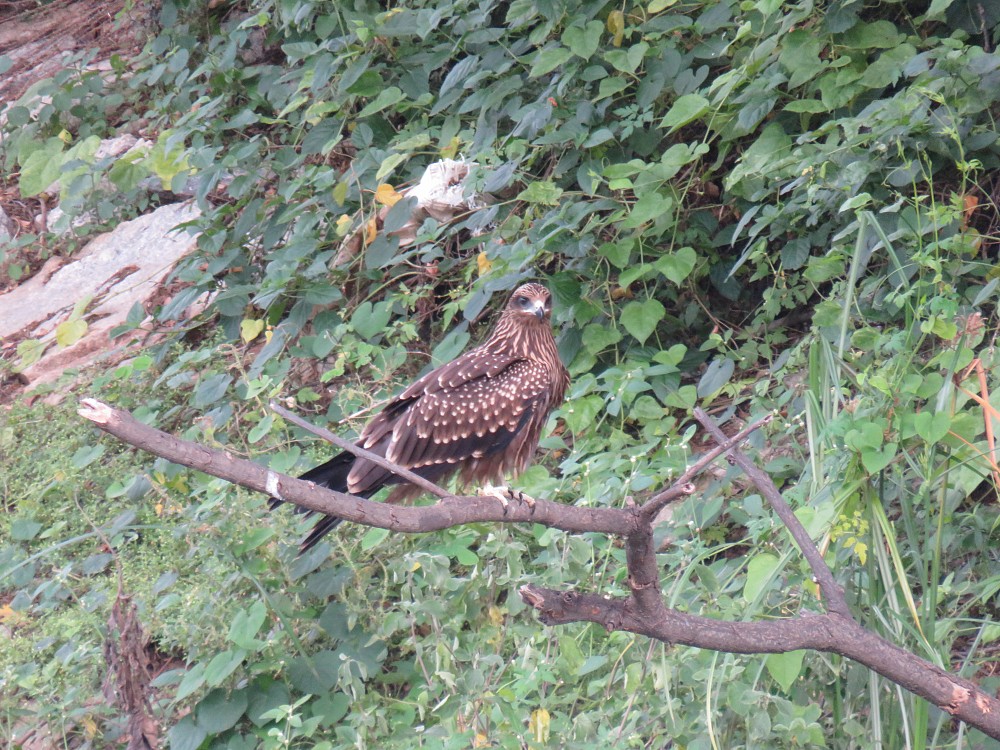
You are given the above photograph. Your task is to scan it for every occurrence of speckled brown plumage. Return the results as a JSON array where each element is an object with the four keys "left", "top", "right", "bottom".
[{"left": 278, "top": 283, "right": 570, "bottom": 550}]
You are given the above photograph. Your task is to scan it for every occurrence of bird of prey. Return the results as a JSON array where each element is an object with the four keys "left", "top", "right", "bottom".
[{"left": 276, "top": 282, "right": 570, "bottom": 550}]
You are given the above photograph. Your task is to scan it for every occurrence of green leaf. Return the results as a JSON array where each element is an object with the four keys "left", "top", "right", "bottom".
[
  {"left": 660, "top": 93, "right": 710, "bottom": 131},
  {"left": 655, "top": 247, "right": 697, "bottom": 285},
  {"left": 529, "top": 46, "right": 572, "bottom": 78},
  {"left": 622, "top": 191, "right": 671, "bottom": 229},
  {"left": 598, "top": 240, "right": 634, "bottom": 269},
  {"left": 196, "top": 688, "right": 248, "bottom": 732},
  {"left": 812, "top": 300, "right": 842, "bottom": 327},
  {"left": 664, "top": 384, "right": 697, "bottom": 409},
  {"left": 432, "top": 329, "right": 471, "bottom": 364},
  {"left": 192, "top": 373, "right": 232, "bottom": 408},
  {"left": 245, "top": 680, "right": 290, "bottom": 726},
  {"left": 204, "top": 648, "right": 246, "bottom": 687},
  {"left": 619, "top": 298, "right": 665, "bottom": 345},
  {"left": 11, "top": 519, "right": 43, "bottom": 541},
  {"left": 577, "top": 653, "right": 609, "bottom": 676},
  {"left": 861, "top": 443, "right": 897, "bottom": 474},
  {"left": 779, "top": 30, "right": 826, "bottom": 88},
  {"left": 697, "top": 357, "right": 735, "bottom": 397},
  {"left": 55, "top": 319, "right": 88, "bottom": 347},
  {"left": 375, "top": 152, "right": 407, "bottom": 182},
  {"left": 783, "top": 99, "right": 828, "bottom": 113},
  {"left": 361, "top": 526, "right": 390, "bottom": 550},
  {"left": 18, "top": 139, "right": 64, "bottom": 196},
  {"left": 247, "top": 414, "right": 273, "bottom": 443},
  {"left": 351, "top": 300, "right": 392, "bottom": 339},
  {"left": 913, "top": 411, "right": 951, "bottom": 445},
  {"left": 744, "top": 552, "right": 779, "bottom": 602},
  {"left": 16, "top": 338, "right": 44, "bottom": 368},
  {"left": 925, "top": 0, "right": 955, "bottom": 18},
  {"left": 766, "top": 650, "right": 805, "bottom": 692},
  {"left": 175, "top": 662, "right": 207, "bottom": 701},
  {"left": 562, "top": 21, "right": 603, "bottom": 59},
  {"left": 358, "top": 86, "right": 404, "bottom": 118},
  {"left": 168, "top": 716, "right": 207, "bottom": 750},
  {"left": 604, "top": 41, "right": 648, "bottom": 74},
  {"left": 517, "top": 180, "right": 563, "bottom": 205},
  {"left": 240, "top": 318, "right": 265, "bottom": 344},
  {"left": 596, "top": 76, "right": 629, "bottom": 100},
  {"left": 364, "top": 234, "right": 400, "bottom": 270},
  {"left": 229, "top": 601, "right": 268, "bottom": 650},
  {"left": 841, "top": 20, "right": 904, "bottom": 50},
  {"left": 618, "top": 263, "right": 653, "bottom": 287},
  {"left": 631, "top": 394, "right": 665, "bottom": 420},
  {"left": 563, "top": 395, "right": 604, "bottom": 433},
  {"left": 235, "top": 527, "right": 274, "bottom": 553},
  {"left": 148, "top": 130, "right": 190, "bottom": 186},
  {"left": 70, "top": 444, "right": 105, "bottom": 469}
]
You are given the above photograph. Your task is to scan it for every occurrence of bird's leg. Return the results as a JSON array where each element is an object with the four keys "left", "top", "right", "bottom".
[
  {"left": 478, "top": 484, "right": 536, "bottom": 511},
  {"left": 479, "top": 484, "right": 510, "bottom": 512},
  {"left": 508, "top": 485, "right": 537, "bottom": 509}
]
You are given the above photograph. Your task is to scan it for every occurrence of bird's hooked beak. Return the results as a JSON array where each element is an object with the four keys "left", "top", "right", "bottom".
[{"left": 531, "top": 300, "right": 546, "bottom": 320}]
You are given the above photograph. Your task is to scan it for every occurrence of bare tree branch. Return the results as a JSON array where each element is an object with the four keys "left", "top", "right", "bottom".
[
  {"left": 638, "top": 412, "right": 773, "bottom": 523},
  {"left": 693, "top": 407, "right": 852, "bottom": 620},
  {"left": 77, "top": 398, "right": 634, "bottom": 535},
  {"left": 519, "top": 583, "right": 1000, "bottom": 737},
  {"left": 77, "top": 398, "right": 1000, "bottom": 739}
]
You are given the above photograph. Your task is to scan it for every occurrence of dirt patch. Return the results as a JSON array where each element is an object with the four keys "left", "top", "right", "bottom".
[{"left": 0, "top": 0, "right": 148, "bottom": 104}]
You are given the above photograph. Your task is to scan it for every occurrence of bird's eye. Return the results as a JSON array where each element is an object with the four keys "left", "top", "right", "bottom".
[{"left": 517, "top": 296, "right": 529, "bottom": 306}]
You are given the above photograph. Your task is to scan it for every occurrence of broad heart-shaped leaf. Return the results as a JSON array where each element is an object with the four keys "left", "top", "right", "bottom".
[
  {"left": 765, "top": 650, "right": 805, "bottom": 693},
  {"left": 913, "top": 410, "right": 951, "bottom": 445},
  {"left": 619, "top": 298, "right": 665, "bottom": 345},
  {"left": 351, "top": 300, "right": 392, "bottom": 339},
  {"left": 655, "top": 247, "right": 698, "bottom": 285},
  {"left": 562, "top": 20, "right": 603, "bottom": 59},
  {"left": 19, "top": 138, "right": 64, "bottom": 196},
  {"left": 228, "top": 600, "right": 267, "bottom": 650},
  {"left": 240, "top": 318, "right": 264, "bottom": 343},
  {"left": 743, "top": 552, "right": 779, "bottom": 602},
  {"left": 861, "top": 442, "right": 897, "bottom": 474},
  {"left": 845, "top": 421, "right": 884, "bottom": 451}
]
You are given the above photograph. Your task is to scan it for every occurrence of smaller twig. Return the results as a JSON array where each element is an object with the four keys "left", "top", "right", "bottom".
[
  {"left": 638, "top": 412, "right": 773, "bottom": 522},
  {"left": 270, "top": 401, "right": 453, "bottom": 500},
  {"left": 956, "top": 359, "right": 1000, "bottom": 487},
  {"left": 694, "top": 408, "right": 852, "bottom": 620}
]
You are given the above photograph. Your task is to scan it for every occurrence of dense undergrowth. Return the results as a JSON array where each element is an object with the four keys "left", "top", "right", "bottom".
[{"left": 2, "top": 0, "right": 1000, "bottom": 747}]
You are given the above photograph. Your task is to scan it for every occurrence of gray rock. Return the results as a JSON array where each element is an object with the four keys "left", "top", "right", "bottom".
[{"left": 0, "top": 202, "right": 202, "bottom": 388}]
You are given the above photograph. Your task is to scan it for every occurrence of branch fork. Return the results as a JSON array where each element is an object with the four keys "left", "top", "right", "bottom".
[{"left": 78, "top": 398, "right": 1000, "bottom": 738}]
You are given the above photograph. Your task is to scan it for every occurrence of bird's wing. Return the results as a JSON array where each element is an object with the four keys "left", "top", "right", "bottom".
[
  {"left": 357, "top": 346, "right": 524, "bottom": 449},
  {"left": 347, "top": 359, "right": 554, "bottom": 492}
]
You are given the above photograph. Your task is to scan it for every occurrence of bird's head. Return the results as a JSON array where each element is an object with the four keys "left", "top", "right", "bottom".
[{"left": 507, "top": 283, "right": 553, "bottom": 323}]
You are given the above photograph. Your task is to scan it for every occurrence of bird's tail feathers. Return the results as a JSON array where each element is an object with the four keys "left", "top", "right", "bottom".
[
  {"left": 298, "top": 450, "right": 355, "bottom": 493},
  {"left": 268, "top": 450, "right": 356, "bottom": 551}
]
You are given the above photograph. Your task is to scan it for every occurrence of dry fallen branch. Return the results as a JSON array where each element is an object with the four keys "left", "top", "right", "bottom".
[{"left": 78, "top": 397, "right": 1000, "bottom": 739}]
